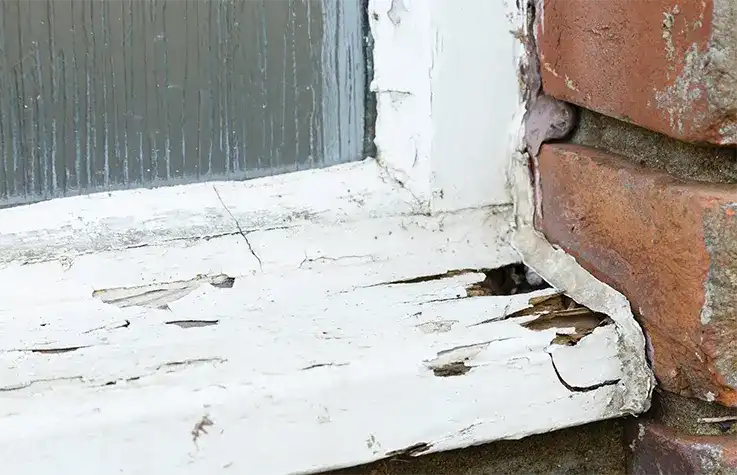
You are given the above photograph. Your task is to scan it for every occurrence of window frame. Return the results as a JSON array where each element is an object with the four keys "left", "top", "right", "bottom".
[{"left": 0, "top": 0, "right": 516, "bottom": 260}]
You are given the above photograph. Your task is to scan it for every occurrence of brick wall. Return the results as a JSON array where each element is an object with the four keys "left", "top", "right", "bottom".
[{"left": 529, "top": 1, "right": 737, "bottom": 472}]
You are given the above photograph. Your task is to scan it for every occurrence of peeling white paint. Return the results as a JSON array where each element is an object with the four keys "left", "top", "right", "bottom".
[{"left": 0, "top": 209, "right": 630, "bottom": 474}]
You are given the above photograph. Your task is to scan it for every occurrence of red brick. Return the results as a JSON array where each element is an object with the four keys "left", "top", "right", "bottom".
[
  {"left": 537, "top": 0, "right": 737, "bottom": 145},
  {"left": 628, "top": 421, "right": 737, "bottom": 475},
  {"left": 537, "top": 143, "right": 737, "bottom": 405}
]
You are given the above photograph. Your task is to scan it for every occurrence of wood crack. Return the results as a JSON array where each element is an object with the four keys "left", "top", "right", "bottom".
[
  {"left": 367, "top": 269, "right": 482, "bottom": 286},
  {"left": 301, "top": 362, "right": 350, "bottom": 371},
  {"left": 213, "top": 185, "right": 263, "bottom": 271},
  {"left": 385, "top": 442, "right": 432, "bottom": 458},
  {"left": 0, "top": 376, "right": 85, "bottom": 392},
  {"left": 547, "top": 351, "right": 620, "bottom": 392},
  {"left": 373, "top": 157, "right": 428, "bottom": 213},
  {"left": 166, "top": 319, "right": 219, "bottom": 329},
  {"left": 368, "top": 263, "right": 550, "bottom": 297}
]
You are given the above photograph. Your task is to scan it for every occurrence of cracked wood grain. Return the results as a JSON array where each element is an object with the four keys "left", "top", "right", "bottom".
[
  {"left": 213, "top": 185, "right": 263, "bottom": 270},
  {"left": 547, "top": 351, "right": 620, "bottom": 392}
]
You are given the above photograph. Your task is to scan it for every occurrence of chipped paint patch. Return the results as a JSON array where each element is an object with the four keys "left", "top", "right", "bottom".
[
  {"left": 387, "top": 0, "right": 407, "bottom": 25},
  {"left": 425, "top": 341, "right": 494, "bottom": 376},
  {"left": 191, "top": 415, "right": 214, "bottom": 444},
  {"left": 92, "top": 273, "right": 235, "bottom": 309},
  {"left": 415, "top": 320, "right": 457, "bottom": 334},
  {"left": 165, "top": 320, "right": 219, "bottom": 329}
]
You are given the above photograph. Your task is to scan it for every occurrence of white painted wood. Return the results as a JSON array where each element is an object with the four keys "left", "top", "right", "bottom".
[
  {"left": 549, "top": 327, "right": 622, "bottom": 388},
  {"left": 428, "top": 0, "right": 517, "bottom": 211},
  {"left": 369, "top": 0, "right": 433, "bottom": 205},
  {"left": 370, "top": 0, "right": 514, "bottom": 212},
  {"left": 0, "top": 159, "right": 417, "bottom": 265},
  {"left": 0, "top": 209, "right": 634, "bottom": 475}
]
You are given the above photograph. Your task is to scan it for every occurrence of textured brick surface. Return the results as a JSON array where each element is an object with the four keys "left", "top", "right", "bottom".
[
  {"left": 537, "top": 0, "right": 737, "bottom": 144},
  {"left": 628, "top": 421, "right": 737, "bottom": 475},
  {"left": 537, "top": 143, "right": 737, "bottom": 405}
]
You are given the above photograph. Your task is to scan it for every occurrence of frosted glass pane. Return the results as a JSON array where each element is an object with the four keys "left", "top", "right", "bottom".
[{"left": 0, "top": 0, "right": 367, "bottom": 207}]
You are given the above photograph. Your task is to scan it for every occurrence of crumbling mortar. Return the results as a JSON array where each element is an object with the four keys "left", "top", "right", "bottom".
[{"left": 519, "top": 1, "right": 577, "bottom": 226}]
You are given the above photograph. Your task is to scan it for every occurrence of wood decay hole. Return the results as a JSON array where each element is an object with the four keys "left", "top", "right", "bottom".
[
  {"left": 466, "top": 263, "right": 550, "bottom": 297},
  {"left": 518, "top": 294, "right": 620, "bottom": 391},
  {"left": 374, "top": 263, "right": 550, "bottom": 297},
  {"left": 432, "top": 362, "right": 471, "bottom": 377},
  {"left": 430, "top": 295, "right": 612, "bottom": 379},
  {"left": 511, "top": 292, "right": 612, "bottom": 346}
]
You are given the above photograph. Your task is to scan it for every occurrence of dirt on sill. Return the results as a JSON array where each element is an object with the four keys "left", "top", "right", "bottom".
[{"left": 321, "top": 419, "right": 627, "bottom": 475}]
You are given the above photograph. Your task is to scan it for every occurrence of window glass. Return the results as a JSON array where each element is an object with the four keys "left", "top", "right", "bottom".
[{"left": 0, "top": 0, "right": 367, "bottom": 207}]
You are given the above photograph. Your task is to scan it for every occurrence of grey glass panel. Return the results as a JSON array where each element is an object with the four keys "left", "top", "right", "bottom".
[{"left": 0, "top": 0, "right": 366, "bottom": 207}]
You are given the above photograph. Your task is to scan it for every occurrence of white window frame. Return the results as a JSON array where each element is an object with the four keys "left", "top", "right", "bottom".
[{"left": 0, "top": 1, "right": 652, "bottom": 474}]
